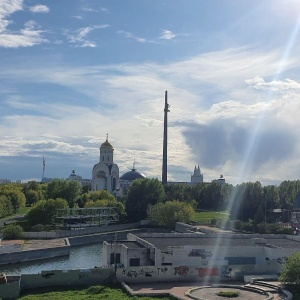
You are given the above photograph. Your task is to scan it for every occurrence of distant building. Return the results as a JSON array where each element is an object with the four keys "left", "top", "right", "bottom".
[
  {"left": 92, "top": 135, "right": 120, "bottom": 196},
  {"left": 68, "top": 170, "right": 92, "bottom": 188},
  {"left": 41, "top": 177, "right": 54, "bottom": 183},
  {"left": 0, "top": 179, "right": 11, "bottom": 184},
  {"left": 167, "top": 165, "right": 205, "bottom": 186},
  {"left": 120, "top": 164, "right": 146, "bottom": 192},
  {"left": 212, "top": 175, "right": 226, "bottom": 185},
  {"left": 191, "top": 166, "right": 203, "bottom": 184}
]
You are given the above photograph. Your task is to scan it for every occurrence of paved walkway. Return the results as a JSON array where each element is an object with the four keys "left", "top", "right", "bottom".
[
  {"left": 125, "top": 282, "right": 197, "bottom": 300},
  {"left": 189, "top": 286, "right": 268, "bottom": 300},
  {"left": 0, "top": 238, "right": 67, "bottom": 253},
  {"left": 125, "top": 281, "right": 285, "bottom": 300}
]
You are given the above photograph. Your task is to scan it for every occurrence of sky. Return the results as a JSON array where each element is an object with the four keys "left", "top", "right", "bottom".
[{"left": 1, "top": 0, "right": 300, "bottom": 186}]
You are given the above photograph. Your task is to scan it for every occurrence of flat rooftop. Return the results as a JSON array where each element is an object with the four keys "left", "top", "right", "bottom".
[
  {"left": 107, "top": 240, "right": 146, "bottom": 249},
  {"left": 134, "top": 234, "right": 300, "bottom": 250}
]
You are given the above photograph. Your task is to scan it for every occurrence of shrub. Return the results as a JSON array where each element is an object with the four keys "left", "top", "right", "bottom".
[
  {"left": 241, "top": 221, "right": 254, "bottom": 232},
  {"left": 2, "top": 224, "right": 24, "bottom": 240},
  {"left": 234, "top": 220, "right": 242, "bottom": 230},
  {"left": 217, "top": 290, "right": 240, "bottom": 298},
  {"left": 210, "top": 218, "right": 217, "bottom": 226},
  {"left": 280, "top": 252, "right": 300, "bottom": 286},
  {"left": 30, "top": 224, "right": 44, "bottom": 232}
]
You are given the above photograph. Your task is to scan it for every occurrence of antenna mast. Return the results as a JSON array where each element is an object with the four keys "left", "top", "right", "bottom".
[{"left": 162, "top": 91, "right": 170, "bottom": 185}]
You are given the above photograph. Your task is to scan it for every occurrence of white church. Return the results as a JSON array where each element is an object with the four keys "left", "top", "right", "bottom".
[{"left": 92, "top": 135, "right": 120, "bottom": 196}]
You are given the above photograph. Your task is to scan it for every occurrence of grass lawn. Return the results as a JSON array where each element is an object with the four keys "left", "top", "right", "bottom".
[
  {"left": 193, "top": 210, "right": 230, "bottom": 225},
  {"left": 18, "top": 284, "right": 173, "bottom": 300},
  {"left": 0, "top": 207, "right": 30, "bottom": 221}
]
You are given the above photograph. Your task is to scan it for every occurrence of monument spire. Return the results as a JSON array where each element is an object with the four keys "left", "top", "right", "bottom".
[{"left": 162, "top": 90, "right": 170, "bottom": 185}]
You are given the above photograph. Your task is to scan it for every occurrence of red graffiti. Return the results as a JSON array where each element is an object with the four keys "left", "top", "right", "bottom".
[
  {"left": 196, "top": 267, "right": 219, "bottom": 277},
  {"left": 174, "top": 266, "right": 189, "bottom": 276}
]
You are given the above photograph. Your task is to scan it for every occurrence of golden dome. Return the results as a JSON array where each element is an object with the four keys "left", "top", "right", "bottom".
[{"left": 100, "top": 134, "right": 114, "bottom": 150}]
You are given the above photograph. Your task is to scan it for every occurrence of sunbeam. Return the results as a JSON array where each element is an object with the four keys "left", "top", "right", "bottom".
[{"left": 208, "top": 11, "right": 300, "bottom": 287}]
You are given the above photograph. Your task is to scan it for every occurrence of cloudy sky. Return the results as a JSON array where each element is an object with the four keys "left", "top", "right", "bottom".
[{"left": 1, "top": 0, "right": 300, "bottom": 185}]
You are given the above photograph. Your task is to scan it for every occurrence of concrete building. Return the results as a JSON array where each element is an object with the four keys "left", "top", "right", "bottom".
[
  {"left": 103, "top": 229, "right": 300, "bottom": 282},
  {"left": 212, "top": 175, "right": 226, "bottom": 185},
  {"left": 68, "top": 170, "right": 92, "bottom": 188},
  {"left": 0, "top": 179, "right": 11, "bottom": 184},
  {"left": 92, "top": 135, "right": 120, "bottom": 196},
  {"left": 191, "top": 166, "right": 203, "bottom": 184}
]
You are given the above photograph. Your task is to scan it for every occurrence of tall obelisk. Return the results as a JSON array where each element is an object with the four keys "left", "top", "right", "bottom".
[{"left": 162, "top": 90, "right": 170, "bottom": 185}]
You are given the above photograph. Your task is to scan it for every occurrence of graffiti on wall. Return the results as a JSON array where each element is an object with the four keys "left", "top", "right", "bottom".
[
  {"left": 138, "top": 268, "right": 154, "bottom": 277},
  {"left": 196, "top": 267, "right": 219, "bottom": 277},
  {"left": 174, "top": 266, "right": 189, "bottom": 276},
  {"left": 157, "top": 267, "right": 168, "bottom": 276},
  {"left": 78, "top": 273, "right": 89, "bottom": 280},
  {"left": 121, "top": 267, "right": 155, "bottom": 278},
  {"left": 277, "top": 257, "right": 287, "bottom": 264},
  {"left": 42, "top": 272, "right": 55, "bottom": 279},
  {"left": 189, "top": 249, "right": 212, "bottom": 259},
  {"left": 220, "top": 265, "right": 232, "bottom": 278},
  {"left": 241, "top": 265, "right": 254, "bottom": 272}
]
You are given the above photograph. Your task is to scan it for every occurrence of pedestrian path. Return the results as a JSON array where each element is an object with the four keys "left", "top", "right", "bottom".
[{"left": 123, "top": 281, "right": 286, "bottom": 300}]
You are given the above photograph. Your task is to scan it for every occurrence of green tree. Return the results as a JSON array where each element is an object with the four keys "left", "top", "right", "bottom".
[
  {"left": 23, "top": 181, "right": 44, "bottom": 206},
  {"left": 81, "top": 190, "right": 116, "bottom": 205},
  {"left": 2, "top": 224, "right": 24, "bottom": 240},
  {"left": 262, "top": 185, "right": 279, "bottom": 222},
  {"left": 26, "top": 198, "right": 68, "bottom": 226},
  {"left": 5, "top": 190, "right": 26, "bottom": 213},
  {"left": 125, "top": 178, "right": 165, "bottom": 222},
  {"left": 165, "top": 183, "right": 194, "bottom": 203},
  {"left": 25, "top": 189, "right": 41, "bottom": 206},
  {"left": 280, "top": 252, "right": 300, "bottom": 286},
  {"left": 84, "top": 197, "right": 126, "bottom": 218},
  {"left": 147, "top": 200, "right": 195, "bottom": 228},
  {"left": 46, "top": 179, "right": 82, "bottom": 207},
  {"left": 0, "top": 195, "right": 13, "bottom": 218}
]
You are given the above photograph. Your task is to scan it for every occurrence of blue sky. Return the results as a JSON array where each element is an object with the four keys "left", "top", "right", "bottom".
[{"left": 1, "top": 0, "right": 300, "bottom": 185}]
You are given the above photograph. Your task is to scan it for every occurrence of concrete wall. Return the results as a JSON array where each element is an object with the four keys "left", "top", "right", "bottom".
[
  {"left": 102, "top": 241, "right": 151, "bottom": 268},
  {"left": 23, "top": 222, "right": 140, "bottom": 239},
  {"left": 68, "top": 230, "right": 135, "bottom": 246},
  {"left": 161, "top": 245, "right": 266, "bottom": 266},
  {"left": 0, "top": 276, "right": 20, "bottom": 300},
  {"left": 116, "top": 263, "right": 279, "bottom": 283},
  {"left": 0, "top": 268, "right": 114, "bottom": 299},
  {"left": 21, "top": 268, "right": 114, "bottom": 290},
  {"left": 0, "top": 245, "right": 70, "bottom": 265}
]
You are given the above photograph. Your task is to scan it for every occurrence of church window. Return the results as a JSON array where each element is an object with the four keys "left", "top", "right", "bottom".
[{"left": 102, "top": 156, "right": 104, "bottom": 161}]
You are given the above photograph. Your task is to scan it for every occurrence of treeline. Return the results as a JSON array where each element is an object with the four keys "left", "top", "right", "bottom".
[
  {"left": 2, "top": 178, "right": 300, "bottom": 227},
  {"left": 4, "top": 179, "right": 124, "bottom": 230},
  {"left": 165, "top": 180, "right": 300, "bottom": 223}
]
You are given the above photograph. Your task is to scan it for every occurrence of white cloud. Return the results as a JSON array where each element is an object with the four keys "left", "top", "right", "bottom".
[
  {"left": 0, "top": 0, "right": 48, "bottom": 48},
  {"left": 160, "top": 30, "right": 175, "bottom": 40},
  {"left": 65, "top": 24, "right": 109, "bottom": 47},
  {"left": 0, "top": 20, "right": 47, "bottom": 47},
  {"left": 2, "top": 46, "right": 300, "bottom": 183},
  {"left": 100, "top": 7, "right": 109, "bottom": 13},
  {"left": 81, "top": 6, "right": 98, "bottom": 13},
  {"left": 0, "top": 0, "right": 23, "bottom": 33},
  {"left": 246, "top": 76, "right": 300, "bottom": 91},
  {"left": 72, "top": 15, "right": 83, "bottom": 20},
  {"left": 29, "top": 5, "right": 50, "bottom": 13},
  {"left": 117, "top": 30, "right": 146, "bottom": 43}
]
